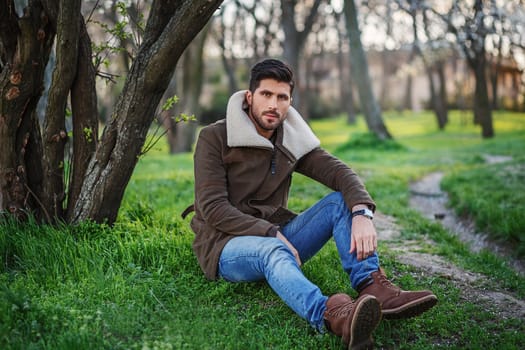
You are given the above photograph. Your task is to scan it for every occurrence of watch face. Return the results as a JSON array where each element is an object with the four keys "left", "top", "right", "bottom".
[{"left": 352, "top": 208, "right": 374, "bottom": 219}]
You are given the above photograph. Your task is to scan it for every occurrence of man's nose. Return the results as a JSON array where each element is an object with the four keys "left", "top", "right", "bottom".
[{"left": 268, "top": 96, "right": 278, "bottom": 109}]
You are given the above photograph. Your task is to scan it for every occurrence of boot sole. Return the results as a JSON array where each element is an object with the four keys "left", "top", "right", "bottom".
[
  {"left": 382, "top": 294, "right": 438, "bottom": 319},
  {"left": 348, "top": 295, "right": 382, "bottom": 350}
]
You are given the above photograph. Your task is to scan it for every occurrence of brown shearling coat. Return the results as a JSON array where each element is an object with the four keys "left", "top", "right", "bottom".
[{"left": 190, "top": 91, "right": 375, "bottom": 280}]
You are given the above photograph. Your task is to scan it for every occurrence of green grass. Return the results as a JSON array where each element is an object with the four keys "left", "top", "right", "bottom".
[{"left": 1, "top": 110, "right": 525, "bottom": 349}]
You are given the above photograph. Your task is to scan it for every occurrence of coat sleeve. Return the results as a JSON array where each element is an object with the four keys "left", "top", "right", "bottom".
[
  {"left": 295, "top": 147, "right": 376, "bottom": 211},
  {"left": 193, "top": 126, "right": 277, "bottom": 237}
]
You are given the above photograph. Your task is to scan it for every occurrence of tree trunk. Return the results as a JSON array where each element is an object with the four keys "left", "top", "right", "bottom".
[
  {"left": 0, "top": 0, "right": 55, "bottom": 220},
  {"left": 423, "top": 64, "right": 448, "bottom": 130},
  {"left": 403, "top": 74, "right": 413, "bottom": 111},
  {"left": 403, "top": 46, "right": 414, "bottom": 111},
  {"left": 70, "top": 0, "right": 222, "bottom": 224},
  {"left": 435, "top": 62, "right": 448, "bottom": 129},
  {"left": 280, "top": 0, "right": 322, "bottom": 119},
  {"left": 379, "top": 2, "right": 393, "bottom": 109},
  {"left": 336, "top": 11, "right": 356, "bottom": 124},
  {"left": 343, "top": 0, "right": 391, "bottom": 140},
  {"left": 449, "top": 0, "right": 494, "bottom": 138},
  {"left": 340, "top": 62, "right": 357, "bottom": 125},
  {"left": 173, "top": 23, "right": 209, "bottom": 153},
  {"left": 66, "top": 18, "right": 99, "bottom": 220},
  {"left": 41, "top": 0, "right": 81, "bottom": 220},
  {"left": 472, "top": 58, "right": 494, "bottom": 138},
  {"left": 222, "top": 54, "right": 239, "bottom": 95},
  {"left": 1, "top": 0, "right": 226, "bottom": 224},
  {"left": 490, "top": 66, "right": 498, "bottom": 110},
  {"left": 419, "top": 8, "right": 448, "bottom": 130},
  {"left": 214, "top": 10, "right": 238, "bottom": 95}
]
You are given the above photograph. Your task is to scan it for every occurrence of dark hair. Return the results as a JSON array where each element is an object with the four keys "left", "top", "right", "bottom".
[{"left": 249, "top": 59, "right": 295, "bottom": 94}]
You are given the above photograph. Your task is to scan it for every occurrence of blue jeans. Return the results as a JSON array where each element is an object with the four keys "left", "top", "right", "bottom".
[{"left": 218, "top": 192, "right": 380, "bottom": 331}]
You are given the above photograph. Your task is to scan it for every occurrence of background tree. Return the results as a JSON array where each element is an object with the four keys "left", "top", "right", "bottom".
[
  {"left": 172, "top": 23, "right": 210, "bottom": 153},
  {"left": 156, "top": 24, "right": 209, "bottom": 154},
  {"left": 211, "top": 4, "right": 241, "bottom": 96},
  {"left": 281, "top": 0, "right": 324, "bottom": 117},
  {"left": 333, "top": 5, "right": 357, "bottom": 124},
  {"left": 436, "top": 0, "right": 494, "bottom": 137},
  {"left": 235, "top": 0, "right": 280, "bottom": 62},
  {"left": 0, "top": 0, "right": 222, "bottom": 224},
  {"left": 397, "top": 0, "right": 449, "bottom": 129},
  {"left": 343, "top": 0, "right": 391, "bottom": 139}
]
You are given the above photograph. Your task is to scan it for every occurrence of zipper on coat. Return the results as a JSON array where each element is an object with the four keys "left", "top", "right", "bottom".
[
  {"left": 269, "top": 133, "right": 277, "bottom": 175},
  {"left": 270, "top": 148, "right": 276, "bottom": 175}
]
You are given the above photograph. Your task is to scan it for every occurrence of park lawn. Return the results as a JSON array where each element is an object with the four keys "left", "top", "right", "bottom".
[{"left": 1, "top": 110, "right": 524, "bottom": 349}]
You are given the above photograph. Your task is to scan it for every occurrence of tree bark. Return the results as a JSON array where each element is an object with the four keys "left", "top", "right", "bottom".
[
  {"left": 0, "top": 0, "right": 55, "bottom": 219},
  {"left": 42, "top": 0, "right": 81, "bottom": 220},
  {"left": 66, "top": 18, "right": 99, "bottom": 220},
  {"left": 71, "top": 0, "right": 222, "bottom": 224},
  {"left": 343, "top": 0, "right": 391, "bottom": 140}
]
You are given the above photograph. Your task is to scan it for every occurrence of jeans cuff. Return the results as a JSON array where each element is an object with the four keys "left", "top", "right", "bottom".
[{"left": 355, "top": 275, "right": 374, "bottom": 293}]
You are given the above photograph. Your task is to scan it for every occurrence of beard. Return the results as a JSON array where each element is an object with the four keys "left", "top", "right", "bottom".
[{"left": 249, "top": 105, "right": 284, "bottom": 131}]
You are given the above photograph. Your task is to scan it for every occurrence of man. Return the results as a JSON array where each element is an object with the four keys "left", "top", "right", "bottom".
[{"left": 185, "top": 59, "right": 437, "bottom": 349}]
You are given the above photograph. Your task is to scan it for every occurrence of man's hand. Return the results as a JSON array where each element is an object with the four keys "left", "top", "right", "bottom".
[
  {"left": 276, "top": 231, "right": 302, "bottom": 267},
  {"left": 349, "top": 206, "right": 378, "bottom": 261}
]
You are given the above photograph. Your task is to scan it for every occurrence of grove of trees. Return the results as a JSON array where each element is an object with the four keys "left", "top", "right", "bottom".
[
  {"left": 1, "top": 0, "right": 222, "bottom": 224},
  {"left": 1, "top": 0, "right": 524, "bottom": 224}
]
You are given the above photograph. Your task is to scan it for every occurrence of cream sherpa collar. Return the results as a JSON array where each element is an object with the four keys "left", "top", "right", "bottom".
[{"left": 226, "top": 90, "right": 320, "bottom": 160}]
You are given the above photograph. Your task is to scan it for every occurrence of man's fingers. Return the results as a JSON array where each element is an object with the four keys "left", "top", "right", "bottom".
[
  {"left": 349, "top": 238, "right": 356, "bottom": 254},
  {"left": 355, "top": 236, "right": 376, "bottom": 261}
]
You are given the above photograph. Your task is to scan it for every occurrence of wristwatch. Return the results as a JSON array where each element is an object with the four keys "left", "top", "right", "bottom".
[{"left": 351, "top": 208, "right": 374, "bottom": 220}]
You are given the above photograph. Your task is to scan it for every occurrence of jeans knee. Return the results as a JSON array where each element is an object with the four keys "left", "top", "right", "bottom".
[
  {"left": 326, "top": 191, "right": 345, "bottom": 205},
  {"left": 262, "top": 238, "right": 296, "bottom": 269},
  {"left": 326, "top": 192, "right": 348, "bottom": 213}
]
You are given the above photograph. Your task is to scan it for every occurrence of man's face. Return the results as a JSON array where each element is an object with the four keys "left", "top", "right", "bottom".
[{"left": 245, "top": 78, "right": 292, "bottom": 139}]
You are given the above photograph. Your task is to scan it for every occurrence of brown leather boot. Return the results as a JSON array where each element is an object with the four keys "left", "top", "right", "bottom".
[
  {"left": 358, "top": 268, "right": 437, "bottom": 319},
  {"left": 324, "top": 293, "right": 381, "bottom": 350}
]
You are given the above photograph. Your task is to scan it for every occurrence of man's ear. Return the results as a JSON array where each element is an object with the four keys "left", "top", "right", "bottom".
[{"left": 245, "top": 90, "right": 252, "bottom": 106}]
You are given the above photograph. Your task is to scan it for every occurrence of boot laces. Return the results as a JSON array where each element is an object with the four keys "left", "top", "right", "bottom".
[
  {"left": 377, "top": 271, "right": 400, "bottom": 292},
  {"left": 326, "top": 300, "right": 355, "bottom": 317}
]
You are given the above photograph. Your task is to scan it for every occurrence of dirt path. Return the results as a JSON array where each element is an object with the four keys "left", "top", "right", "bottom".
[
  {"left": 374, "top": 159, "right": 525, "bottom": 320},
  {"left": 409, "top": 157, "right": 524, "bottom": 275}
]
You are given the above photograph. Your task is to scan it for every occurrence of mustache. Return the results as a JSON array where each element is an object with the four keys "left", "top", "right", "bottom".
[{"left": 263, "top": 110, "right": 280, "bottom": 118}]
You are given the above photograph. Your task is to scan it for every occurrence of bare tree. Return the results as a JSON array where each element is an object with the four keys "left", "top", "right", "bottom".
[
  {"left": 334, "top": 7, "right": 357, "bottom": 124},
  {"left": 281, "top": 0, "right": 324, "bottom": 117},
  {"left": 435, "top": 0, "right": 494, "bottom": 137},
  {"left": 343, "top": 0, "right": 391, "bottom": 139},
  {"left": 0, "top": 0, "right": 223, "bottom": 224},
  {"left": 397, "top": 0, "right": 449, "bottom": 129},
  {"left": 211, "top": 4, "right": 240, "bottom": 95},
  {"left": 235, "top": 0, "right": 280, "bottom": 61}
]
